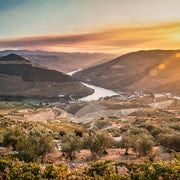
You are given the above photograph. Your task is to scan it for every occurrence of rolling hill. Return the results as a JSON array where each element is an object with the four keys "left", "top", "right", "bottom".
[
  {"left": 73, "top": 50, "right": 180, "bottom": 95},
  {"left": 0, "top": 50, "right": 115, "bottom": 73},
  {"left": 0, "top": 54, "right": 93, "bottom": 98}
]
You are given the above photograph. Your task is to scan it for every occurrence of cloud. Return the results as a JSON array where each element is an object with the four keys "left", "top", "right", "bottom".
[{"left": 0, "top": 22, "right": 180, "bottom": 53}]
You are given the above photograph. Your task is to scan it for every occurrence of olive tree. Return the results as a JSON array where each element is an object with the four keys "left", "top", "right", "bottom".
[
  {"left": 61, "top": 134, "right": 82, "bottom": 161},
  {"left": 17, "top": 128, "right": 55, "bottom": 162},
  {"left": 3, "top": 126, "right": 26, "bottom": 150},
  {"left": 120, "top": 134, "right": 135, "bottom": 155},
  {"left": 133, "top": 134, "right": 154, "bottom": 157},
  {"left": 83, "top": 131, "right": 113, "bottom": 159},
  {"left": 120, "top": 127, "right": 154, "bottom": 156}
]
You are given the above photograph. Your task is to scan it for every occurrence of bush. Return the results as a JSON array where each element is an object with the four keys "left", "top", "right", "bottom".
[
  {"left": 0, "top": 157, "right": 179, "bottom": 179},
  {"left": 3, "top": 126, "right": 26, "bottom": 150},
  {"left": 85, "top": 160, "right": 117, "bottom": 178},
  {"left": 131, "top": 160, "right": 180, "bottom": 180},
  {"left": 0, "top": 158, "right": 12, "bottom": 179},
  {"left": 157, "top": 133, "right": 180, "bottom": 151},
  {"left": 43, "top": 163, "right": 68, "bottom": 180},
  {"left": 9, "top": 163, "right": 42, "bottom": 180},
  {"left": 144, "top": 124, "right": 163, "bottom": 137},
  {"left": 43, "top": 164, "right": 58, "bottom": 179}
]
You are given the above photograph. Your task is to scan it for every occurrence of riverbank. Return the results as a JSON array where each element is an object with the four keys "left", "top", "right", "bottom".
[{"left": 67, "top": 70, "right": 119, "bottom": 101}]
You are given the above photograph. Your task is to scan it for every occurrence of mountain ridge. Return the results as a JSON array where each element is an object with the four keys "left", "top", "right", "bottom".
[
  {"left": 0, "top": 50, "right": 116, "bottom": 73},
  {"left": 73, "top": 50, "right": 180, "bottom": 95}
]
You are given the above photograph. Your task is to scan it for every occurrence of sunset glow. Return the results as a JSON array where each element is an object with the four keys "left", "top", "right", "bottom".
[
  {"left": 175, "top": 53, "right": 180, "bottom": 58},
  {"left": 0, "top": 0, "right": 180, "bottom": 54}
]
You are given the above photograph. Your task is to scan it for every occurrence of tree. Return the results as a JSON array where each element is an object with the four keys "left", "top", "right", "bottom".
[
  {"left": 119, "top": 127, "right": 142, "bottom": 155},
  {"left": 119, "top": 127, "right": 154, "bottom": 156},
  {"left": 133, "top": 134, "right": 154, "bottom": 157},
  {"left": 120, "top": 134, "right": 135, "bottom": 155},
  {"left": 61, "top": 134, "right": 82, "bottom": 161},
  {"left": 16, "top": 128, "right": 55, "bottom": 162},
  {"left": 83, "top": 131, "right": 113, "bottom": 159},
  {"left": 3, "top": 126, "right": 26, "bottom": 150}
]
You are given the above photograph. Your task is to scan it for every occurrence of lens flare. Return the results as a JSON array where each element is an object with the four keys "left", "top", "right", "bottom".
[{"left": 158, "top": 64, "right": 166, "bottom": 70}]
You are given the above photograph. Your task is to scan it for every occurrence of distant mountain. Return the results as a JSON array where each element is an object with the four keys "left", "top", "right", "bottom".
[
  {"left": 0, "top": 50, "right": 116, "bottom": 73},
  {"left": 73, "top": 50, "right": 180, "bottom": 95},
  {"left": 0, "top": 54, "right": 93, "bottom": 98}
]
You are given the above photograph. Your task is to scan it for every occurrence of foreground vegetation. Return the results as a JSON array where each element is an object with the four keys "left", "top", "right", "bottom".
[
  {"left": 0, "top": 156, "right": 179, "bottom": 179},
  {"left": 0, "top": 98, "right": 179, "bottom": 179}
]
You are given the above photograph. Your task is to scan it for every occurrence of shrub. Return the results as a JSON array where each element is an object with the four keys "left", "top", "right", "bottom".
[
  {"left": 3, "top": 126, "right": 26, "bottom": 150},
  {"left": 144, "top": 124, "right": 163, "bottom": 137},
  {"left": 43, "top": 163, "right": 68, "bottom": 180},
  {"left": 131, "top": 160, "right": 180, "bottom": 180},
  {"left": 85, "top": 160, "right": 117, "bottom": 178},
  {"left": 157, "top": 133, "right": 180, "bottom": 151},
  {"left": 43, "top": 164, "right": 59, "bottom": 179},
  {"left": 9, "top": 163, "right": 41, "bottom": 180}
]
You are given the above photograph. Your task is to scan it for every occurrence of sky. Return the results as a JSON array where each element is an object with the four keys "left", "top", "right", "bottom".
[{"left": 0, "top": 0, "right": 180, "bottom": 54}]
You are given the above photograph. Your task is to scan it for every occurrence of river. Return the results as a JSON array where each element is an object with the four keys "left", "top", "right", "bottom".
[{"left": 67, "top": 70, "right": 119, "bottom": 101}]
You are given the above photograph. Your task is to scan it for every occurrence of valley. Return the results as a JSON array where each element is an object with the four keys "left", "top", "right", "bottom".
[
  {"left": 1, "top": 1, "right": 180, "bottom": 178},
  {"left": 0, "top": 50, "right": 179, "bottom": 179}
]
